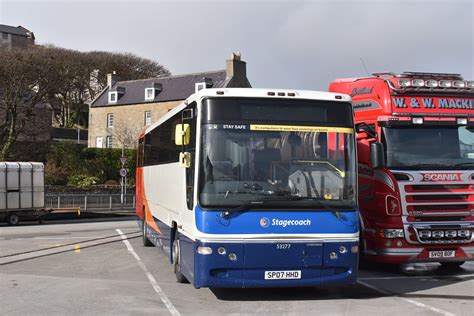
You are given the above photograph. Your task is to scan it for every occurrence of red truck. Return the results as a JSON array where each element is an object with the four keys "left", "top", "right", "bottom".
[{"left": 329, "top": 72, "right": 474, "bottom": 267}]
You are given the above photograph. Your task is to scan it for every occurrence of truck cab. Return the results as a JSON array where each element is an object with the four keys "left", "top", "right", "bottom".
[{"left": 329, "top": 72, "right": 474, "bottom": 267}]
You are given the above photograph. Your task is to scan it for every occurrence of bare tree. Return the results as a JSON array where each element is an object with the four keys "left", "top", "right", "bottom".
[
  {"left": 0, "top": 48, "right": 53, "bottom": 160},
  {"left": 109, "top": 118, "right": 142, "bottom": 149},
  {"left": 41, "top": 46, "right": 171, "bottom": 128}
]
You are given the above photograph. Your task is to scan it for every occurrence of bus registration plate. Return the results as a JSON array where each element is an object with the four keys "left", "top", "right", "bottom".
[
  {"left": 265, "top": 270, "right": 301, "bottom": 280},
  {"left": 428, "top": 250, "right": 455, "bottom": 258}
]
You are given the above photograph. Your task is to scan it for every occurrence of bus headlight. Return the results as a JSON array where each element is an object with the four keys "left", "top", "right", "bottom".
[
  {"left": 339, "top": 246, "right": 347, "bottom": 254},
  {"left": 228, "top": 253, "right": 237, "bottom": 261},
  {"left": 197, "top": 246, "right": 213, "bottom": 255}
]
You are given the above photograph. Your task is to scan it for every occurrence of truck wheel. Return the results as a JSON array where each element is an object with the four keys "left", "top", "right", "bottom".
[
  {"left": 172, "top": 232, "right": 188, "bottom": 283},
  {"left": 6, "top": 213, "right": 20, "bottom": 226},
  {"left": 142, "top": 217, "right": 153, "bottom": 247},
  {"left": 439, "top": 261, "right": 465, "bottom": 269}
]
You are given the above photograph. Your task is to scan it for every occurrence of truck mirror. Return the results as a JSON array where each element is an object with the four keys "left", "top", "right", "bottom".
[
  {"left": 175, "top": 124, "right": 190, "bottom": 146},
  {"left": 370, "top": 142, "right": 385, "bottom": 169},
  {"left": 356, "top": 123, "right": 377, "bottom": 139},
  {"left": 356, "top": 132, "right": 368, "bottom": 140}
]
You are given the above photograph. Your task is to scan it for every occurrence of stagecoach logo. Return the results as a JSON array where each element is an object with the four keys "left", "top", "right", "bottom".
[
  {"left": 260, "top": 217, "right": 312, "bottom": 228},
  {"left": 421, "top": 173, "right": 463, "bottom": 182},
  {"left": 260, "top": 217, "right": 270, "bottom": 228}
]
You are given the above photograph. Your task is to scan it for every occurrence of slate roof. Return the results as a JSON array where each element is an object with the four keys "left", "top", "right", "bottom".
[
  {"left": 0, "top": 24, "right": 28, "bottom": 37},
  {"left": 91, "top": 70, "right": 227, "bottom": 107}
]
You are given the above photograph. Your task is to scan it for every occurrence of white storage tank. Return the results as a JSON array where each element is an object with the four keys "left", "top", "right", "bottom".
[{"left": 0, "top": 162, "right": 45, "bottom": 211}]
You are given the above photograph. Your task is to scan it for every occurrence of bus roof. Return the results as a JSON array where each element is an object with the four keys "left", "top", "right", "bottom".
[{"left": 144, "top": 88, "right": 351, "bottom": 135}]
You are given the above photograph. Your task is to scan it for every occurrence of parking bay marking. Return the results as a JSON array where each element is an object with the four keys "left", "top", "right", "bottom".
[
  {"left": 359, "top": 274, "right": 473, "bottom": 281},
  {"left": 115, "top": 229, "right": 180, "bottom": 316},
  {"left": 357, "top": 280, "right": 455, "bottom": 316}
]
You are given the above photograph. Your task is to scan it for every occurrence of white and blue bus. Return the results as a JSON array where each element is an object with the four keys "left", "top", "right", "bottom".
[{"left": 136, "top": 88, "right": 359, "bottom": 288}]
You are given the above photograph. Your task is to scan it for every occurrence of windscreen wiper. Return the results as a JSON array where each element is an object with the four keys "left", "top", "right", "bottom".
[
  {"left": 219, "top": 201, "right": 265, "bottom": 218},
  {"left": 451, "top": 162, "right": 474, "bottom": 169},
  {"left": 403, "top": 163, "right": 450, "bottom": 169}
]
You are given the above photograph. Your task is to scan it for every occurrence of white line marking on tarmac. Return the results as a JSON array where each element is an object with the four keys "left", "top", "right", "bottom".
[
  {"left": 116, "top": 229, "right": 180, "bottom": 316},
  {"left": 357, "top": 280, "right": 455, "bottom": 316},
  {"left": 359, "top": 274, "right": 473, "bottom": 280}
]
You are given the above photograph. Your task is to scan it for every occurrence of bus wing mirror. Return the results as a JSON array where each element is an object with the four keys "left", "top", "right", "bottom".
[
  {"left": 370, "top": 142, "right": 385, "bottom": 169},
  {"left": 179, "top": 152, "right": 191, "bottom": 168},
  {"left": 175, "top": 124, "right": 190, "bottom": 146}
]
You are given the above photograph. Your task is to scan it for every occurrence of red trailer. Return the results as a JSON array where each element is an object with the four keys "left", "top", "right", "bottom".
[{"left": 329, "top": 72, "right": 474, "bottom": 268}]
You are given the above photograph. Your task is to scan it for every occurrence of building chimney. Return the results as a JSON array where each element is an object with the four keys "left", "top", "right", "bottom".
[
  {"left": 107, "top": 71, "right": 119, "bottom": 88},
  {"left": 225, "top": 52, "right": 251, "bottom": 88}
]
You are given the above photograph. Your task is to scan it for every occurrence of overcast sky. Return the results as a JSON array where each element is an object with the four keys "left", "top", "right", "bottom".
[{"left": 1, "top": 0, "right": 472, "bottom": 90}]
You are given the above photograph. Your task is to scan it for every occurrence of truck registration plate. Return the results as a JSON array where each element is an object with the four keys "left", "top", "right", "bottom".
[
  {"left": 265, "top": 270, "right": 301, "bottom": 280},
  {"left": 428, "top": 250, "right": 455, "bottom": 258}
]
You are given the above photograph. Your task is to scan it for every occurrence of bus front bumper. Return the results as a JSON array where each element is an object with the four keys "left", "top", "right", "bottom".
[{"left": 192, "top": 240, "right": 359, "bottom": 288}]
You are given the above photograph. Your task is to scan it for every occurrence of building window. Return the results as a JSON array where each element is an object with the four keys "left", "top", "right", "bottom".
[
  {"left": 108, "top": 91, "right": 118, "bottom": 103},
  {"left": 107, "top": 113, "right": 114, "bottom": 128},
  {"left": 145, "top": 88, "right": 155, "bottom": 101},
  {"left": 2, "top": 32, "right": 8, "bottom": 40},
  {"left": 145, "top": 111, "right": 152, "bottom": 126},
  {"left": 106, "top": 136, "right": 113, "bottom": 148}
]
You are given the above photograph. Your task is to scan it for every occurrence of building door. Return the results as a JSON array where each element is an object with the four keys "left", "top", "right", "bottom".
[{"left": 96, "top": 137, "right": 103, "bottom": 148}]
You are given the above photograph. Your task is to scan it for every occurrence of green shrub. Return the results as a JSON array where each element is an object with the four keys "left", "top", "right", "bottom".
[
  {"left": 67, "top": 174, "right": 100, "bottom": 188},
  {"left": 45, "top": 142, "right": 136, "bottom": 186}
]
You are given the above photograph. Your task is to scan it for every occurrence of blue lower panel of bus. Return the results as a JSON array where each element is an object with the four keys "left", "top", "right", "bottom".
[
  {"left": 191, "top": 239, "right": 358, "bottom": 288},
  {"left": 139, "top": 217, "right": 357, "bottom": 288}
]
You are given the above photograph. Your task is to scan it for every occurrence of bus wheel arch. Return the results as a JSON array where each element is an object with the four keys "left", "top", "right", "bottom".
[
  {"left": 170, "top": 222, "right": 178, "bottom": 263},
  {"left": 142, "top": 207, "right": 153, "bottom": 247}
]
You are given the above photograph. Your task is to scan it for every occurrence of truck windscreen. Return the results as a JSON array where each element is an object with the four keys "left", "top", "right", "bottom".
[{"left": 383, "top": 126, "right": 474, "bottom": 170}]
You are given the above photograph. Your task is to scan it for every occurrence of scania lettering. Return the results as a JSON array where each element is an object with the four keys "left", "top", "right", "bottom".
[
  {"left": 136, "top": 88, "right": 359, "bottom": 288},
  {"left": 329, "top": 72, "right": 474, "bottom": 268}
]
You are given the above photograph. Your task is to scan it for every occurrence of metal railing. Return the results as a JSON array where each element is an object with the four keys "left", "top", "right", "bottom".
[{"left": 45, "top": 194, "right": 135, "bottom": 213}]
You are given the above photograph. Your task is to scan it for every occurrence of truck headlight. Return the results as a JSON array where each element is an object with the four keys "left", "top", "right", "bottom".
[{"left": 383, "top": 229, "right": 404, "bottom": 239}]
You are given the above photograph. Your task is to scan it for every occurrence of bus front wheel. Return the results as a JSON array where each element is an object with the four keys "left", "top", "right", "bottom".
[{"left": 172, "top": 233, "right": 188, "bottom": 283}]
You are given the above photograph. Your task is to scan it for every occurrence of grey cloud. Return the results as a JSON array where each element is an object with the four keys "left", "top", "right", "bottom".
[{"left": 1, "top": 0, "right": 472, "bottom": 91}]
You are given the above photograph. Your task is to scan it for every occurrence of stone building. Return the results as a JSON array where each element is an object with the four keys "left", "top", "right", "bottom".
[
  {"left": 88, "top": 53, "right": 251, "bottom": 149},
  {"left": 0, "top": 24, "right": 35, "bottom": 49}
]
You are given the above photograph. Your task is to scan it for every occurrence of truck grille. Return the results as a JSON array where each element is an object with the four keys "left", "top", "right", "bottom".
[
  {"left": 403, "top": 183, "right": 474, "bottom": 217},
  {"left": 395, "top": 171, "right": 474, "bottom": 245}
]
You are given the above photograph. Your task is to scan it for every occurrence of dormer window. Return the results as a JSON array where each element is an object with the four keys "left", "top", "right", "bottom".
[
  {"left": 145, "top": 88, "right": 155, "bottom": 101},
  {"left": 145, "top": 83, "right": 162, "bottom": 101},
  {"left": 108, "top": 86, "right": 125, "bottom": 104},
  {"left": 195, "top": 82, "right": 207, "bottom": 93},
  {"left": 195, "top": 77, "right": 213, "bottom": 93},
  {"left": 108, "top": 91, "right": 118, "bottom": 103}
]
